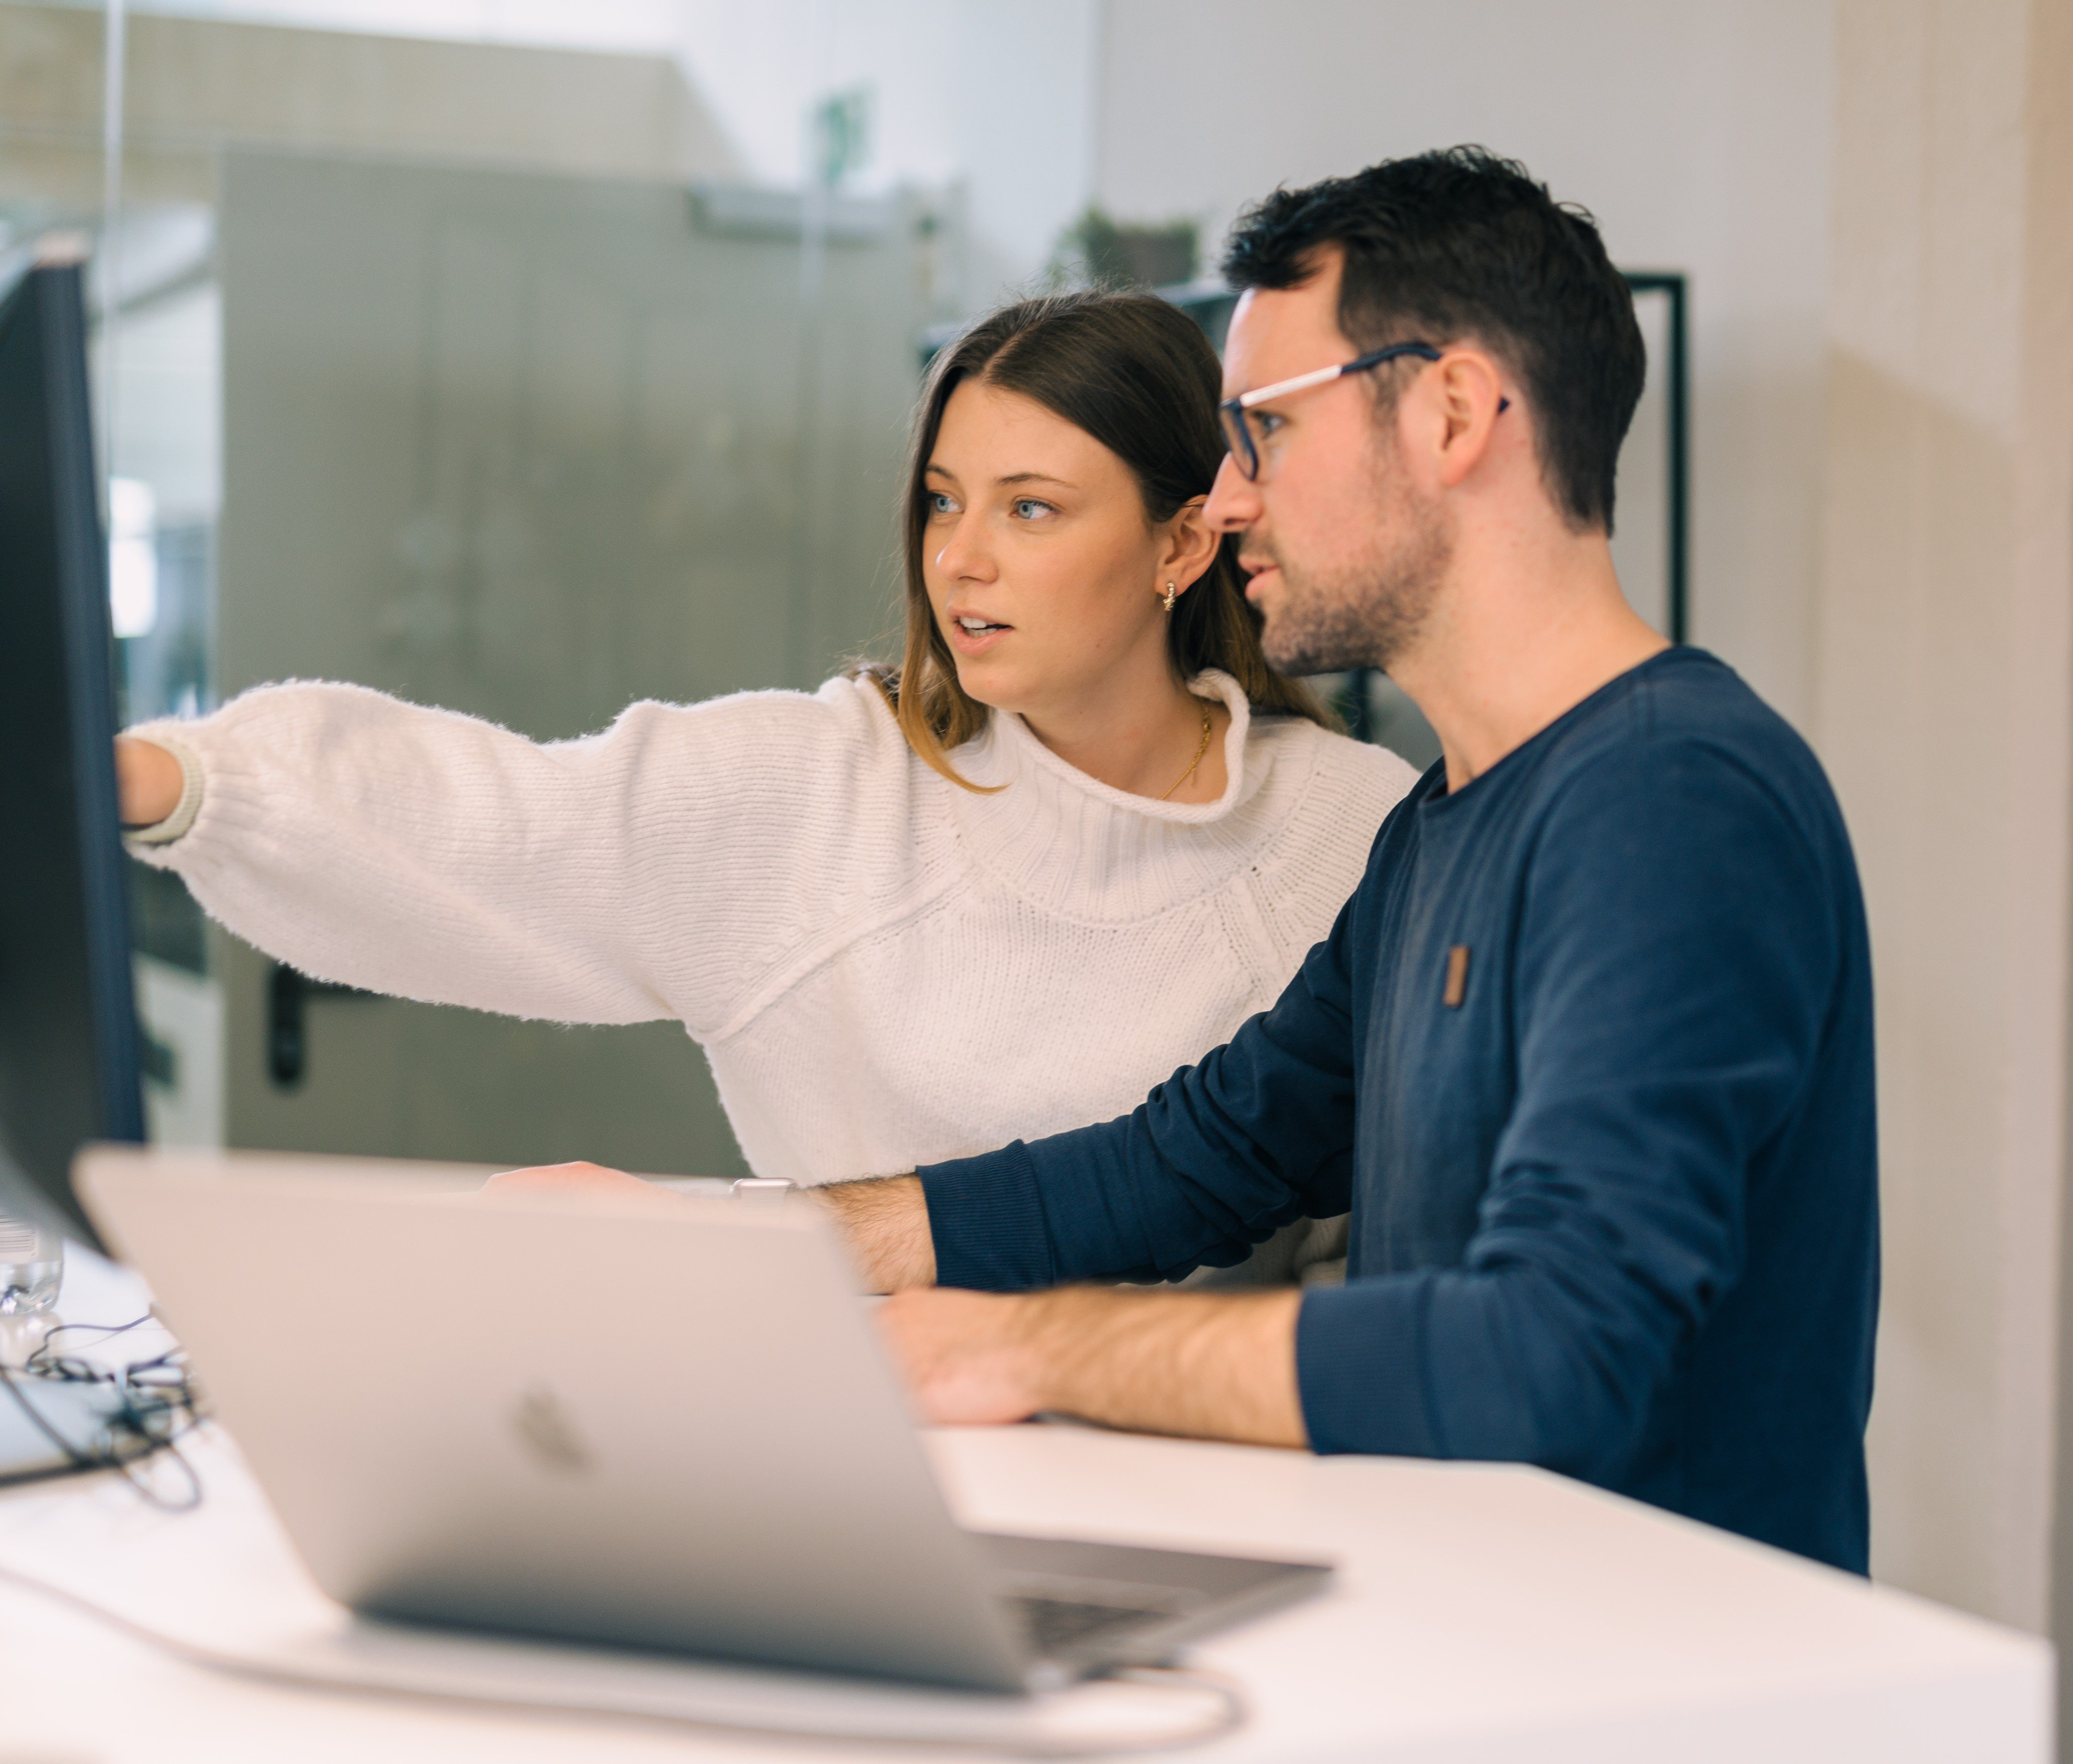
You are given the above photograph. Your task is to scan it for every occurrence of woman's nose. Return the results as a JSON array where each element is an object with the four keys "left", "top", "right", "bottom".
[{"left": 933, "top": 513, "right": 994, "bottom": 582}]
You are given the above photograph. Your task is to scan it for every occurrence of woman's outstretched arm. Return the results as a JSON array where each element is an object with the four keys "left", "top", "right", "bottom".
[{"left": 120, "top": 678, "right": 920, "bottom": 1033}]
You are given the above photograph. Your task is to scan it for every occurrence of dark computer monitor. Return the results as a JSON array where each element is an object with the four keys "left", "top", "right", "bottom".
[{"left": 0, "top": 252, "right": 146, "bottom": 1254}]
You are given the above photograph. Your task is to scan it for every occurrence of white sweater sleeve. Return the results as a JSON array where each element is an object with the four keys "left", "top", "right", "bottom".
[{"left": 128, "top": 677, "right": 924, "bottom": 1034}]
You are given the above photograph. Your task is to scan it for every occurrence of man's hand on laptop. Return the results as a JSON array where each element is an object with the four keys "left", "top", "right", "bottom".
[
  {"left": 806, "top": 1175, "right": 1307, "bottom": 1446},
  {"left": 875, "top": 1285, "right": 1311, "bottom": 1449},
  {"left": 479, "top": 1167, "right": 1308, "bottom": 1449}
]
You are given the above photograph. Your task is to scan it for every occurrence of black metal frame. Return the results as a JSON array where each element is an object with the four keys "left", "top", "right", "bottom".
[{"left": 1621, "top": 271, "right": 1688, "bottom": 645}]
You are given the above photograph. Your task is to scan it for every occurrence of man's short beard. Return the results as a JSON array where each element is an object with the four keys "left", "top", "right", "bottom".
[{"left": 1258, "top": 474, "right": 1451, "bottom": 677}]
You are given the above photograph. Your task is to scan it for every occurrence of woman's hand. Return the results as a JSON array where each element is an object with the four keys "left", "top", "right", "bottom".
[
  {"left": 479, "top": 1161, "right": 664, "bottom": 1205},
  {"left": 115, "top": 735, "right": 184, "bottom": 828}
]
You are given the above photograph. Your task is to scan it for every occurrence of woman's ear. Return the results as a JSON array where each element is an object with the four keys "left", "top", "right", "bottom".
[{"left": 1161, "top": 496, "right": 1220, "bottom": 595}]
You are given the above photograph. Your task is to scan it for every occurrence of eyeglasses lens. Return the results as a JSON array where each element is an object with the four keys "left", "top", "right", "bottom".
[{"left": 1218, "top": 405, "right": 1260, "bottom": 481}]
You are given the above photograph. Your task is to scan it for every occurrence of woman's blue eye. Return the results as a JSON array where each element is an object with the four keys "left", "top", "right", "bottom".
[
  {"left": 927, "top": 492, "right": 956, "bottom": 515},
  {"left": 1253, "top": 411, "right": 1286, "bottom": 440},
  {"left": 1012, "top": 498, "right": 1053, "bottom": 520}
]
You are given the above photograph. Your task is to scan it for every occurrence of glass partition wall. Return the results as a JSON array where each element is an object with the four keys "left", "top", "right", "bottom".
[{"left": 22, "top": 0, "right": 985, "bottom": 1172}]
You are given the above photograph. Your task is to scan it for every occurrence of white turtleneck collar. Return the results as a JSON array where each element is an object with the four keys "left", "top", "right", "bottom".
[
  {"left": 940, "top": 671, "right": 1317, "bottom": 921},
  {"left": 953, "top": 671, "right": 1261, "bottom": 814}
]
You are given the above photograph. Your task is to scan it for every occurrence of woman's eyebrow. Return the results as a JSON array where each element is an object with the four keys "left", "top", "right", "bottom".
[{"left": 996, "top": 471, "right": 1075, "bottom": 489}]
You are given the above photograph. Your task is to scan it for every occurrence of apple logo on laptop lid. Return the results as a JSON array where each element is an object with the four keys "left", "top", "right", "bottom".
[{"left": 509, "top": 1382, "right": 593, "bottom": 1476}]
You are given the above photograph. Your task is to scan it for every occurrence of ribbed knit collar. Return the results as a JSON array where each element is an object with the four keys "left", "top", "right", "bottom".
[{"left": 942, "top": 671, "right": 1311, "bottom": 922}]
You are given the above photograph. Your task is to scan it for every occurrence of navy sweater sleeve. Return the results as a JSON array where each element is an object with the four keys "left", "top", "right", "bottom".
[
  {"left": 1297, "top": 741, "right": 1838, "bottom": 1474},
  {"left": 922, "top": 734, "right": 1841, "bottom": 1487},
  {"left": 922, "top": 886, "right": 1367, "bottom": 1289}
]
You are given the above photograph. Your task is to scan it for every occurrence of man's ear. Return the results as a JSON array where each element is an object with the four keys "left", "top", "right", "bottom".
[
  {"left": 1430, "top": 349, "right": 1509, "bottom": 491},
  {"left": 1161, "top": 495, "right": 1220, "bottom": 593}
]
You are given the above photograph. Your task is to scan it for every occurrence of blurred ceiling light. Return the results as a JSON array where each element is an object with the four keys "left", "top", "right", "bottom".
[{"left": 109, "top": 476, "right": 158, "bottom": 639}]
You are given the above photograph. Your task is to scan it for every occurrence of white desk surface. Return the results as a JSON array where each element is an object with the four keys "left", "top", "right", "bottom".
[{"left": 0, "top": 1259, "right": 2051, "bottom": 1763}]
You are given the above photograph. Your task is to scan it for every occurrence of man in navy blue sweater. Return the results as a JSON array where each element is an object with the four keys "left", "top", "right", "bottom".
[{"left": 820, "top": 149, "right": 1880, "bottom": 1573}]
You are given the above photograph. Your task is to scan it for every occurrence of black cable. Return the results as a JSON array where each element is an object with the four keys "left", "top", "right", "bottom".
[
  {"left": 26, "top": 1313, "right": 153, "bottom": 1371},
  {"left": 0, "top": 1355, "right": 104, "bottom": 1476},
  {"left": 0, "top": 1359, "right": 204, "bottom": 1510},
  {"left": 0, "top": 1323, "right": 206, "bottom": 1509}
]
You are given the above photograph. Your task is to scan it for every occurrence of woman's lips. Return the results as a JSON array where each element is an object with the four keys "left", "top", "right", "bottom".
[{"left": 948, "top": 618, "right": 1013, "bottom": 657}]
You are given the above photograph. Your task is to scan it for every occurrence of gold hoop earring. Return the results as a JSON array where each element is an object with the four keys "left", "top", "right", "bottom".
[{"left": 1162, "top": 580, "right": 1178, "bottom": 614}]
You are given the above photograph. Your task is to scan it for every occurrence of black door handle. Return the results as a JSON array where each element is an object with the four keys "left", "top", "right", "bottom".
[{"left": 266, "top": 963, "right": 372, "bottom": 1089}]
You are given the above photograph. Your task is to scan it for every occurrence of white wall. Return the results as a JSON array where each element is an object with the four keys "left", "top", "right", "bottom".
[
  {"left": 0, "top": 4, "right": 744, "bottom": 212},
  {"left": 669, "top": 0, "right": 1101, "bottom": 300},
  {"left": 1094, "top": 0, "right": 1834, "bottom": 732},
  {"left": 40, "top": 0, "right": 689, "bottom": 55},
  {"left": 1816, "top": 0, "right": 2073, "bottom": 1641}
]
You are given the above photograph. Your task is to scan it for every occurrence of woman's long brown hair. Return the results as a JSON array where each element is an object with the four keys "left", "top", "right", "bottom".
[{"left": 853, "top": 290, "right": 1331, "bottom": 790}]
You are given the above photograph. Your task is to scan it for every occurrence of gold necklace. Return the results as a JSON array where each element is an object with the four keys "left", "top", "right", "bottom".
[{"left": 1159, "top": 703, "right": 1215, "bottom": 801}]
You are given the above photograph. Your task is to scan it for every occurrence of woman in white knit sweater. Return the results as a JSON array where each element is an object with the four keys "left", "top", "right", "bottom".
[{"left": 117, "top": 292, "right": 1415, "bottom": 1251}]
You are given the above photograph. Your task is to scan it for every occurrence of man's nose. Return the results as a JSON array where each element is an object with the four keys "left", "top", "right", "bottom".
[{"left": 1204, "top": 453, "right": 1260, "bottom": 534}]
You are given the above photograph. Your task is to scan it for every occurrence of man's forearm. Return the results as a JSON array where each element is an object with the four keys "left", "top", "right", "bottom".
[
  {"left": 879, "top": 1282, "right": 1308, "bottom": 1448},
  {"left": 1027, "top": 1286, "right": 1308, "bottom": 1447},
  {"left": 817, "top": 1172, "right": 1311, "bottom": 1448},
  {"left": 810, "top": 1174, "right": 935, "bottom": 1291}
]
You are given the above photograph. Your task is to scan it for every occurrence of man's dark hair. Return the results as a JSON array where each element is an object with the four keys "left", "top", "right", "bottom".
[{"left": 1222, "top": 146, "right": 1645, "bottom": 533}]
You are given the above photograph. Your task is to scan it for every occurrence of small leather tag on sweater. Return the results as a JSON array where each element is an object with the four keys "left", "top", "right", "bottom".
[{"left": 1443, "top": 945, "right": 1470, "bottom": 1008}]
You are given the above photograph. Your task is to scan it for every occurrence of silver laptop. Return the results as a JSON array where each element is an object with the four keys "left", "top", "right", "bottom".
[{"left": 76, "top": 1147, "right": 1330, "bottom": 1694}]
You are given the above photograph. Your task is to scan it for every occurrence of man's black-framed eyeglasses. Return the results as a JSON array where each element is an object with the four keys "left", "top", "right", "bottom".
[{"left": 1219, "top": 340, "right": 1508, "bottom": 482}]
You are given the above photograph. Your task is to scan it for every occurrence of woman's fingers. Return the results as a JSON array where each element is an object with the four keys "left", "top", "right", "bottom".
[
  {"left": 479, "top": 1161, "right": 658, "bottom": 1203},
  {"left": 115, "top": 735, "right": 184, "bottom": 827}
]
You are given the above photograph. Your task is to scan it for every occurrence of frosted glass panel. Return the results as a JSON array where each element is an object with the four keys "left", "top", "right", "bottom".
[
  {"left": 218, "top": 149, "right": 935, "bottom": 734},
  {"left": 214, "top": 148, "right": 945, "bottom": 1175}
]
